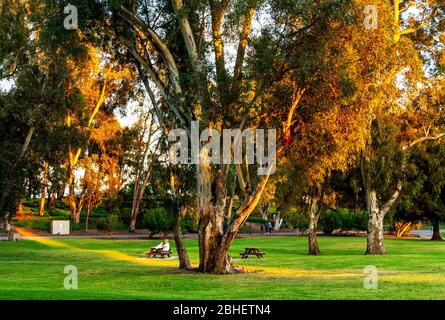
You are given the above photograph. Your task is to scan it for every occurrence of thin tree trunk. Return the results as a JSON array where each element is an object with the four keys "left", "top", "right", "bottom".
[
  {"left": 20, "top": 127, "right": 35, "bottom": 158},
  {"left": 69, "top": 182, "right": 77, "bottom": 222},
  {"left": 86, "top": 195, "right": 92, "bottom": 231},
  {"left": 49, "top": 194, "right": 56, "bottom": 210},
  {"left": 431, "top": 218, "right": 443, "bottom": 241},
  {"left": 68, "top": 151, "right": 77, "bottom": 223},
  {"left": 16, "top": 199, "right": 23, "bottom": 217},
  {"left": 260, "top": 202, "right": 270, "bottom": 220},
  {"left": 129, "top": 169, "right": 152, "bottom": 232},
  {"left": 75, "top": 191, "right": 85, "bottom": 225},
  {"left": 39, "top": 161, "right": 49, "bottom": 216},
  {"left": 70, "top": 184, "right": 85, "bottom": 225},
  {"left": 129, "top": 118, "right": 157, "bottom": 232},
  {"left": 169, "top": 167, "right": 191, "bottom": 270},
  {"left": 308, "top": 195, "right": 321, "bottom": 256},
  {"left": 4, "top": 213, "right": 11, "bottom": 234},
  {"left": 129, "top": 171, "right": 140, "bottom": 232},
  {"left": 174, "top": 206, "right": 191, "bottom": 270}
]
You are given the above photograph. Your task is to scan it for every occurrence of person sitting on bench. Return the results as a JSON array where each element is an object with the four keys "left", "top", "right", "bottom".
[
  {"left": 154, "top": 241, "right": 163, "bottom": 250},
  {"left": 162, "top": 239, "right": 170, "bottom": 252},
  {"left": 154, "top": 239, "right": 170, "bottom": 252}
]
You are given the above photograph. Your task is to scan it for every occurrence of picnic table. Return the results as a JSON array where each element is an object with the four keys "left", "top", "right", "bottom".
[
  {"left": 240, "top": 247, "right": 265, "bottom": 259},
  {"left": 145, "top": 247, "right": 172, "bottom": 258}
]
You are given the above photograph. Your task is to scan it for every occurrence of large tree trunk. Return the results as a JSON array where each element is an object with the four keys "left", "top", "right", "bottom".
[
  {"left": 39, "top": 161, "right": 49, "bottom": 216},
  {"left": 361, "top": 152, "right": 401, "bottom": 255},
  {"left": 174, "top": 206, "right": 191, "bottom": 270},
  {"left": 364, "top": 183, "right": 401, "bottom": 255},
  {"left": 196, "top": 158, "right": 274, "bottom": 273},
  {"left": 308, "top": 196, "right": 321, "bottom": 256},
  {"left": 431, "top": 218, "right": 443, "bottom": 241},
  {"left": 365, "top": 190, "right": 385, "bottom": 254},
  {"left": 197, "top": 160, "right": 233, "bottom": 274}
]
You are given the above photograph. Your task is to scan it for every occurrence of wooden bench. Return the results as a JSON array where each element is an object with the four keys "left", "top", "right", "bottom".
[
  {"left": 145, "top": 247, "right": 172, "bottom": 258},
  {"left": 240, "top": 247, "right": 265, "bottom": 259}
]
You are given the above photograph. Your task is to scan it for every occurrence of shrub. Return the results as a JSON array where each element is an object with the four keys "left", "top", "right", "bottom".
[
  {"left": 142, "top": 207, "right": 174, "bottom": 233},
  {"left": 15, "top": 218, "right": 52, "bottom": 232},
  {"left": 181, "top": 214, "right": 197, "bottom": 233},
  {"left": 247, "top": 216, "right": 268, "bottom": 225},
  {"left": 288, "top": 211, "right": 310, "bottom": 231},
  {"left": 95, "top": 214, "right": 122, "bottom": 231},
  {"left": 109, "top": 207, "right": 121, "bottom": 216},
  {"left": 46, "top": 208, "right": 69, "bottom": 217},
  {"left": 90, "top": 205, "right": 108, "bottom": 218},
  {"left": 394, "top": 221, "right": 423, "bottom": 237},
  {"left": 119, "top": 208, "right": 132, "bottom": 225},
  {"left": 320, "top": 210, "right": 342, "bottom": 234},
  {"left": 320, "top": 209, "right": 367, "bottom": 234}
]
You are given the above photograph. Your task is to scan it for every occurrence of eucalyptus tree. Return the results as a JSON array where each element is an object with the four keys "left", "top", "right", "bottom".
[
  {"left": 0, "top": 0, "right": 70, "bottom": 225},
  {"left": 359, "top": 0, "right": 445, "bottom": 254},
  {"left": 271, "top": 0, "right": 402, "bottom": 255},
  {"left": 101, "top": 0, "right": 338, "bottom": 273},
  {"left": 397, "top": 141, "right": 445, "bottom": 241},
  {"left": 396, "top": 78, "right": 445, "bottom": 241}
]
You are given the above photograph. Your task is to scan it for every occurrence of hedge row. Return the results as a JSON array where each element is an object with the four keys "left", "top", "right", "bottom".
[{"left": 319, "top": 209, "right": 368, "bottom": 234}]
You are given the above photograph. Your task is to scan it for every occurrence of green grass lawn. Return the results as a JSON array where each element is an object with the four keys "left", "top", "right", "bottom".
[{"left": 0, "top": 236, "right": 444, "bottom": 300}]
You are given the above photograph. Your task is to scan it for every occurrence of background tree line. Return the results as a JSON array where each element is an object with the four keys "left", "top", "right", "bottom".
[{"left": 0, "top": 0, "right": 444, "bottom": 273}]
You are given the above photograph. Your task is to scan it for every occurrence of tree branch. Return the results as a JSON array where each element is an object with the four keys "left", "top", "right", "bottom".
[
  {"left": 402, "top": 133, "right": 445, "bottom": 151},
  {"left": 209, "top": 0, "right": 231, "bottom": 106},
  {"left": 171, "top": 0, "right": 213, "bottom": 112},
  {"left": 118, "top": 5, "right": 182, "bottom": 95},
  {"left": 118, "top": 35, "right": 189, "bottom": 129},
  {"left": 380, "top": 180, "right": 402, "bottom": 216},
  {"left": 231, "top": 3, "right": 256, "bottom": 101}
]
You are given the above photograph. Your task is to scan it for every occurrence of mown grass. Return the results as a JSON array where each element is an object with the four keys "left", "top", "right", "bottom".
[{"left": 0, "top": 236, "right": 444, "bottom": 299}]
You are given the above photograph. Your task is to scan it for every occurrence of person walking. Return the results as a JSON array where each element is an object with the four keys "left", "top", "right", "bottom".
[{"left": 266, "top": 222, "right": 273, "bottom": 234}]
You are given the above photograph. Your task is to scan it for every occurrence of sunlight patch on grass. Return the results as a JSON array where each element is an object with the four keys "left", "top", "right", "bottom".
[
  {"left": 21, "top": 235, "right": 182, "bottom": 269},
  {"left": 94, "top": 249, "right": 179, "bottom": 267},
  {"left": 16, "top": 229, "right": 72, "bottom": 249},
  {"left": 383, "top": 273, "right": 445, "bottom": 283},
  {"left": 245, "top": 266, "right": 362, "bottom": 279}
]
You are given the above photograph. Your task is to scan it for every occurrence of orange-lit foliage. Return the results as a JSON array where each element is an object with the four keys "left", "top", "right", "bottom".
[{"left": 65, "top": 44, "right": 135, "bottom": 222}]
